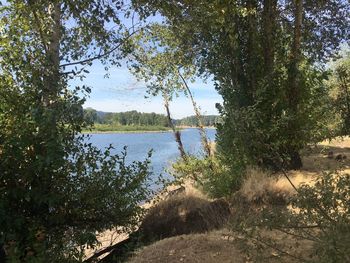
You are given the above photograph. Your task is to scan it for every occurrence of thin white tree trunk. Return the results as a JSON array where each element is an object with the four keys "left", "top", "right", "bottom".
[
  {"left": 178, "top": 70, "right": 212, "bottom": 157},
  {"left": 162, "top": 91, "right": 187, "bottom": 161}
]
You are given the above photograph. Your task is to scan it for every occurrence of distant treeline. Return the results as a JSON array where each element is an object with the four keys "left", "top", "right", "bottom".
[
  {"left": 84, "top": 108, "right": 219, "bottom": 127},
  {"left": 84, "top": 108, "right": 169, "bottom": 126},
  {"left": 175, "top": 115, "right": 219, "bottom": 127}
]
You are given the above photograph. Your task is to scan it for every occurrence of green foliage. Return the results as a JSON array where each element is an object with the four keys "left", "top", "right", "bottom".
[
  {"left": 83, "top": 123, "right": 171, "bottom": 133},
  {"left": 0, "top": 1, "right": 154, "bottom": 262},
  {"left": 231, "top": 170, "right": 350, "bottom": 263},
  {"left": 127, "top": 23, "right": 197, "bottom": 100},
  {"left": 175, "top": 115, "right": 219, "bottom": 127},
  {"left": 217, "top": 62, "right": 333, "bottom": 170},
  {"left": 133, "top": 0, "right": 349, "bottom": 171},
  {"left": 83, "top": 108, "right": 99, "bottom": 124},
  {"left": 82, "top": 108, "right": 219, "bottom": 131},
  {"left": 327, "top": 50, "right": 350, "bottom": 136},
  {"left": 292, "top": 171, "right": 350, "bottom": 262},
  {"left": 172, "top": 155, "right": 245, "bottom": 198},
  {"left": 83, "top": 108, "right": 169, "bottom": 127}
]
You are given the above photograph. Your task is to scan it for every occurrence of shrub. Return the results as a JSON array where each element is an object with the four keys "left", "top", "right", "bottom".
[
  {"left": 171, "top": 155, "right": 245, "bottom": 198},
  {"left": 139, "top": 195, "right": 230, "bottom": 242},
  {"left": 231, "top": 170, "right": 350, "bottom": 262}
]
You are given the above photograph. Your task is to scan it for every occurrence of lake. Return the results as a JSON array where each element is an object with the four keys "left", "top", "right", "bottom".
[{"left": 87, "top": 128, "right": 216, "bottom": 184}]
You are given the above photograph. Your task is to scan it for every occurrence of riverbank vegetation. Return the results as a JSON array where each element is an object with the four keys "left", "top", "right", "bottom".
[
  {"left": 83, "top": 108, "right": 219, "bottom": 132},
  {"left": 1, "top": 0, "right": 350, "bottom": 262},
  {"left": 84, "top": 109, "right": 170, "bottom": 127},
  {"left": 82, "top": 124, "right": 172, "bottom": 133}
]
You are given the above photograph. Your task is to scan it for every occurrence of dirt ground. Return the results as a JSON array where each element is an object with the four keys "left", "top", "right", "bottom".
[
  {"left": 127, "top": 230, "right": 246, "bottom": 263},
  {"left": 303, "top": 137, "right": 350, "bottom": 172},
  {"left": 127, "top": 228, "right": 314, "bottom": 263}
]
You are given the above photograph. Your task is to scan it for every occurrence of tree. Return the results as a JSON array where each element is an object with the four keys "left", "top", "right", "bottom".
[
  {"left": 286, "top": 0, "right": 304, "bottom": 168},
  {"left": 328, "top": 49, "right": 350, "bottom": 135},
  {"left": 127, "top": 24, "right": 212, "bottom": 158},
  {"left": 84, "top": 108, "right": 99, "bottom": 123},
  {"left": 0, "top": 1, "right": 153, "bottom": 262},
  {"left": 132, "top": 0, "right": 349, "bottom": 171}
]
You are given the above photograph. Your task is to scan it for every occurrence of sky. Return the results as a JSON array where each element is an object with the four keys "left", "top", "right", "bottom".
[
  {"left": 72, "top": 62, "right": 223, "bottom": 119},
  {"left": 67, "top": 4, "right": 223, "bottom": 119}
]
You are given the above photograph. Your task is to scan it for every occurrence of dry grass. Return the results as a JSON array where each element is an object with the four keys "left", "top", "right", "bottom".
[
  {"left": 303, "top": 137, "right": 350, "bottom": 172},
  {"left": 238, "top": 167, "right": 315, "bottom": 205},
  {"left": 128, "top": 228, "right": 314, "bottom": 263},
  {"left": 139, "top": 195, "right": 230, "bottom": 243},
  {"left": 84, "top": 179, "right": 208, "bottom": 260},
  {"left": 128, "top": 230, "right": 245, "bottom": 263},
  {"left": 237, "top": 137, "right": 350, "bottom": 205},
  {"left": 318, "top": 136, "right": 350, "bottom": 148}
]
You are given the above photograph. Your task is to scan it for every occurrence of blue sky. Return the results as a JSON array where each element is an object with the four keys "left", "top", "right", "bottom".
[
  {"left": 73, "top": 61, "right": 223, "bottom": 118},
  {"left": 67, "top": 5, "right": 222, "bottom": 119}
]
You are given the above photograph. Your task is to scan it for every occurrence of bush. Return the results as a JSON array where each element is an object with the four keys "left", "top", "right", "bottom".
[
  {"left": 327, "top": 50, "right": 350, "bottom": 136},
  {"left": 0, "top": 2, "right": 155, "bottom": 261},
  {"left": 172, "top": 155, "right": 245, "bottom": 198},
  {"left": 139, "top": 195, "right": 230, "bottom": 242},
  {"left": 0, "top": 97, "right": 154, "bottom": 261},
  {"left": 231, "top": 170, "right": 350, "bottom": 262},
  {"left": 291, "top": 171, "right": 350, "bottom": 262}
]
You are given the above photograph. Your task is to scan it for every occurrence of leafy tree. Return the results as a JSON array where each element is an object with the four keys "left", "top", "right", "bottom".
[
  {"left": 176, "top": 115, "right": 219, "bottom": 127},
  {"left": 133, "top": 0, "right": 349, "bottom": 172},
  {"left": 0, "top": 1, "right": 153, "bottom": 262},
  {"left": 328, "top": 50, "right": 350, "bottom": 135},
  {"left": 84, "top": 108, "right": 99, "bottom": 124},
  {"left": 127, "top": 23, "right": 212, "bottom": 158},
  {"left": 84, "top": 110, "right": 170, "bottom": 127}
]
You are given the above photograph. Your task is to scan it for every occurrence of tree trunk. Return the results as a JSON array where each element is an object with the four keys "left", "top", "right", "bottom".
[
  {"left": 246, "top": 0, "right": 258, "bottom": 98},
  {"left": 43, "top": 2, "right": 61, "bottom": 106},
  {"left": 262, "top": 0, "right": 277, "bottom": 74},
  {"left": 178, "top": 70, "right": 212, "bottom": 157},
  {"left": 287, "top": 0, "right": 303, "bottom": 169},
  {"left": 339, "top": 71, "right": 350, "bottom": 134},
  {"left": 162, "top": 92, "right": 187, "bottom": 161}
]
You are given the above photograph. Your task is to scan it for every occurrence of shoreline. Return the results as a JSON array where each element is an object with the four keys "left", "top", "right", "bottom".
[
  {"left": 82, "top": 129, "right": 174, "bottom": 134},
  {"left": 82, "top": 126, "right": 216, "bottom": 134}
]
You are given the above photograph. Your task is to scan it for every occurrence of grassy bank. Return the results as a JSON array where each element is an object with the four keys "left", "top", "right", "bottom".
[{"left": 82, "top": 124, "right": 174, "bottom": 133}]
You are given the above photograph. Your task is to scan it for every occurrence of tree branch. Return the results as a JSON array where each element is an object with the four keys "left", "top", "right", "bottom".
[
  {"left": 59, "top": 30, "right": 139, "bottom": 68},
  {"left": 27, "top": 2, "right": 48, "bottom": 53},
  {"left": 84, "top": 232, "right": 138, "bottom": 263},
  {"left": 280, "top": 167, "right": 336, "bottom": 224}
]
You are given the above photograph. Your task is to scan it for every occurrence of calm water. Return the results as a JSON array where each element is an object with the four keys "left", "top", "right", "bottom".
[{"left": 87, "top": 128, "right": 216, "bottom": 182}]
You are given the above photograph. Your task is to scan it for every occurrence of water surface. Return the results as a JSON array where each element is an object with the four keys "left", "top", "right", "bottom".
[{"left": 87, "top": 128, "right": 216, "bottom": 182}]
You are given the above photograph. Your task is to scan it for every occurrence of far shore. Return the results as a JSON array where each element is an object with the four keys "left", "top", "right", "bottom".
[
  {"left": 82, "top": 129, "right": 174, "bottom": 134},
  {"left": 82, "top": 126, "right": 216, "bottom": 134}
]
